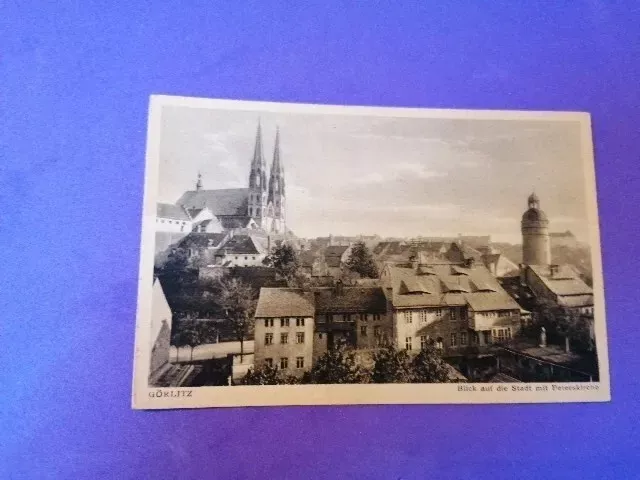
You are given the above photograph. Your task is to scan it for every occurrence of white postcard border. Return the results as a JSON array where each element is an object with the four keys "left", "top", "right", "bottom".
[{"left": 132, "top": 95, "right": 611, "bottom": 409}]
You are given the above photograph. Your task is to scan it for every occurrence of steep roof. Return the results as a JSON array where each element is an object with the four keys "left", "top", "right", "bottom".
[
  {"left": 314, "top": 287, "right": 387, "bottom": 314},
  {"left": 383, "top": 264, "right": 519, "bottom": 311},
  {"left": 528, "top": 264, "right": 593, "bottom": 297},
  {"left": 176, "top": 188, "right": 249, "bottom": 216},
  {"left": 178, "top": 233, "right": 227, "bottom": 249},
  {"left": 219, "top": 234, "right": 265, "bottom": 255},
  {"left": 254, "top": 288, "right": 315, "bottom": 318},
  {"left": 157, "top": 203, "right": 191, "bottom": 221},
  {"left": 218, "top": 216, "right": 253, "bottom": 230},
  {"left": 325, "top": 245, "right": 349, "bottom": 257}
]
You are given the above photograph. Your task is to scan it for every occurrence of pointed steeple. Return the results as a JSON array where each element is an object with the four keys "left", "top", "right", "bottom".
[
  {"left": 195, "top": 171, "right": 203, "bottom": 191},
  {"left": 249, "top": 121, "right": 267, "bottom": 190},
  {"left": 268, "top": 127, "right": 285, "bottom": 202}
]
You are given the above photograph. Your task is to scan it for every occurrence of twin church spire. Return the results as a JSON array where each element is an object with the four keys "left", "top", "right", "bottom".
[{"left": 248, "top": 122, "right": 286, "bottom": 233}]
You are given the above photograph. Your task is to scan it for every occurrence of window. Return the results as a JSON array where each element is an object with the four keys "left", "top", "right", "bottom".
[
  {"left": 280, "top": 333, "right": 288, "bottom": 344},
  {"left": 343, "top": 314, "right": 352, "bottom": 322},
  {"left": 436, "top": 337, "right": 444, "bottom": 350},
  {"left": 420, "top": 310, "right": 428, "bottom": 323},
  {"left": 252, "top": 256, "right": 256, "bottom": 260},
  {"left": 280, "top": 318, "right": 289, "bottom": 327},
  {"left": 436, "top": 309, "right": 442, "bottom": 318},
  {"left": 460, "top": 331, "right": 468, "bottom": 346},
  {"left": 296, "top": 332, "right": 305, "bottom": 344},
  {"left": 420, "top": 335, "right": 429, "bottom": 350},
  {"left": 374, "top": 326, "right": 381, "bottom": 337},
  {"left": 280, "top": 357, "right": 288, "bottom": 369},
  {"left": 450, "top": 333, "right": 458, "bottom": 347},
  {"left": 265, "top": 333, "right": 273, "bottom": 345},
  {"left": 405, "top": 337, "right": 413, "bottom": 351},
  {"left": 244, "top": 256, "right": 248, "bottom": 260},
  {"left": 296, "top": 357, "right": 304, "bottom": 369},
  {"left": 265, "top": 318, "right": 274, "bottom": 328},
  {"left": 318, "top": 333, "right": 323, "bottom": 339},
  {"left": 360, "top": 313, "right": 367, "bottom": 321},
  {"left": 265, "top": 358, "right": 273, "bottom": 367},
  {"left": 451, "top": 309, "right": 458, "bottom": 321},
  {"left": 483, "top": 331, "right": 491, "bottom": 344},
  {"left": 360, "top": 326, "right": 367, "bottom": 336},
  {"left": 296, "top": 318, "right": 305, "bottom": 327},
  {"left": 326, "top": 314, "right": 332, "bottom": 323},
  {"left": 235, "top": 256, "right": 238, "bottom": 260},
  {"left": 405, "top": 311, "right": 412, "bottom": 324},
  {"left": 373, "top": 314, "right": 381, "bottom": 321}
]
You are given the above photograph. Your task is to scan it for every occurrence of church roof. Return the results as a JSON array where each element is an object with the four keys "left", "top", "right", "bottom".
[
  {"left": 219, "top": 235, "right": 265, "bottom": 255},
  {"left": 157, "top": 203, "right": 191, "bottom": 221},
  {"left": 177, "top": 188, "right": 248, "bottom": 216}
]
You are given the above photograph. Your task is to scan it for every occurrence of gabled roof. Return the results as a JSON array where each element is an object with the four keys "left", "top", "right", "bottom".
[
  {"left": 218, "top": 235, "right": 265, "bottom": 255},
  {"left": 157, "top": 203, "right": 191, "bottom": 221},
  {"left": 325, "top": 245, "right": 349, "bottom": 257},
  {"left": 218, "top": 216, "right": 253, "bottom": 230},
  {"left": 383, "top": 264, "right": 519, "bottom": 311},
  {"left": 254, "top": 288, "right": 315, "bottom": 318},
  {"left": 314, "top": 287, "right": 387, "bottom": 314},
  {"left": 528, "top": 264, "right": 593, "bottom": 297},
  {"left": 177, "top": 188, "right": 249, "bottom": 216},
  {"left": 178, "top": 232, "right": 227, "bottom": 249}
]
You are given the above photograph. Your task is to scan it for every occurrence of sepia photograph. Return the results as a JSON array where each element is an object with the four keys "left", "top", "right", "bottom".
[{"left": 132, "top": 96, "right": 609, "bottom": 408}]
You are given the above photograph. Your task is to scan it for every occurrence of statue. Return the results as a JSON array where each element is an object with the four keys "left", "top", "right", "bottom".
[{"left": 539, "top": 326, "right": 547, "bottom": 348}]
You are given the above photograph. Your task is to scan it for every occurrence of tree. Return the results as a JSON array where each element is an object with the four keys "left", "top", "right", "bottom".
[
  {"left": 344, "top": 241, "right": 379, "bottom": 279},
  {"left": 218, "top": 277, "right": 256, "bottom": 361},
  {"left": 371, "top": 344, "right": 413, "bottom": 383},
  {"left": 305, "top": 346, "right": 369, "bottom": 384},
  {"left": 411, "top": 344, "right": 453, "bottom": 383},
  {"left": 264, "top": 243, "right": 300, "bottom": 284},
  {"left": 241, "top": 365, "right": 300, "bottom": 385}
]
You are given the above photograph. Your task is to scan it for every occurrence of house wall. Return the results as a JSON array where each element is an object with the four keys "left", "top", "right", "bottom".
[
  {"left": 393, "top": 307, "right": 469, "bottom": 356},
  {"left": 218, "top": 253, "right": 267, "bottom": 267},
  {"left": 156, "top": 217, "right": 192, "bottom": 233},
  {"left": 150, "top": 280, "right": 172, "bottom": 376},
  {"left": 254, "top": 316, "right": 315, "bottom": 376}
]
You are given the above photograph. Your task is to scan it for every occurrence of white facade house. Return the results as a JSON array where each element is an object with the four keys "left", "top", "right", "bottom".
[{"left": 156, "top": 203, "right": 192, "bottom": 233}]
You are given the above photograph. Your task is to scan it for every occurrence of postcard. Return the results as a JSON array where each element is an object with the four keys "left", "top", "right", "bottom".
[{"left": 132, "top": 95, "right": 609, "bottom": 409}]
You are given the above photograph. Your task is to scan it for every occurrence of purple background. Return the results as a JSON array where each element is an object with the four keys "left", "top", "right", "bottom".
[{"left": 2, "top": 2, "right": 639, "bottom": 478}]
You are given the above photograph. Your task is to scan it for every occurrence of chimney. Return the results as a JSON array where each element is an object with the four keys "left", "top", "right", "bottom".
[
  {"left": 410, "top": 254, "right": 419, "bottom": 270},
  {"left": 550, "top": 264, "right": 559, "bottom": 277},
  {"left": 465, "top": 257, "right": 475, "bottom": 268},
  {"left": 519, "top": 263, "right": 526, "bottom": 285}
]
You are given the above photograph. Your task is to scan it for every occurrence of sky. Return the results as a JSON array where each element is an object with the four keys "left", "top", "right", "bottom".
[{"left": 157, "top": 103, "right": 593, "bottom": 243}]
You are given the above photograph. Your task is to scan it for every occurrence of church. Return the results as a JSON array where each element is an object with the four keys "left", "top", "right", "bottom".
[{"left": 160, "top": 123, "right": 287, "bottom": 236}]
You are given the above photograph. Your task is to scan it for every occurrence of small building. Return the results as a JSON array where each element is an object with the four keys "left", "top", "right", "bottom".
[
  {"left": 312, "top": 283, "right": 391, "bottom": 361},
  {"left": 149, "top": 278, "right": 173, "bottom": 380},
  {"left": 323, "top": 245, "right": 351, "bottom": 278},
  {"left": 523, "top": 264, "right": 594, "bottom": 315},
  {"left": 156, "top": 202, "right": 192, "bottom": 233},
  {"left": 213, "top": 234, "right": 268, "bottom": 267},
  {"left": 253, "top": 288, "right": 316, "bottom": 377}
]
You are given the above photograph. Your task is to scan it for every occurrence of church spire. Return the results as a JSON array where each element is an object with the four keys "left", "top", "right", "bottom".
[
  {"left": 268, "top": 127, "right": 285, "bottom": 202},
  {"left": 249, "top": 121, "right": 267, "bottom": 190},
  {"left": 195, "top": 171, "right": 203, "bottom": 191}
]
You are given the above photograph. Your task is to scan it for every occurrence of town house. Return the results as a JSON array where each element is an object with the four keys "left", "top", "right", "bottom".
[
  {"left": 253, "top": 288, "right": 316, "bottom": 376},
  {"left": 381, "top": 259, "right": 522, "bottom": 357}
]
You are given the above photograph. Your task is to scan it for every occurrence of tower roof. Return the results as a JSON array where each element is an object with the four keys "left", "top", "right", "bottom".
[
  {"left": 268, "top": 127, "right": 285, "bottom": 202},
  {"left": 528, "top": 192, "right": 539, "bottom": 204},
  {"left": 249, "top": 122, "right": 267, "bottom": 190}
]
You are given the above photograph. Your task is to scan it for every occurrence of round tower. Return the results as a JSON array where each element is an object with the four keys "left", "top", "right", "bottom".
[{"left": 521, "top": 192, "right": 551, "bottom": 266}]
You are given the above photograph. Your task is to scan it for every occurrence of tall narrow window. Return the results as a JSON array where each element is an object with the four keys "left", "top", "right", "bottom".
[
  {"left": 405, "top": 337, "right": 413, "bottom": 351},
  {"left": 450, "top": 333, "right": 458, "bottom": 347},
  {"left": 460, "top": 331, "right": 468, "bottom": 346},
  {"left": 296, "top": 332, "right": 305, "bottom": 344},
  {"left": 405, "top": 311, "right": 412, "bottom": 324},
  {"left": 265, "top": 333, "right": 273, "bottom": 345},
  {"left": 280, "top": 333, "right": 288, "bottom": 344},
  {"left": 280, "top": 318, "right": 289, "bottom": 327},
  {"left": 265, "top": 318, "right": 274, "bottom": 327},
  {"left": 265, "top": 358, "right": 273, "bottom": 367},
  {"left": 296, "top": 357, "right": 304, "bottom": 369},
  {"left": 360, "top": 326, "right": 367, "bottom": 336},
  {"left": 374, "top": 326, "right": 381, "bottom": 337},
  {"left": 296, "top": 318, "right": 305, "bottom": 327},
  {"left": 420, "top": 335, "right": 428, "bottom": 350},
  {"left": 280, "top": 357, "right": 288, "bottom": 369}
]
